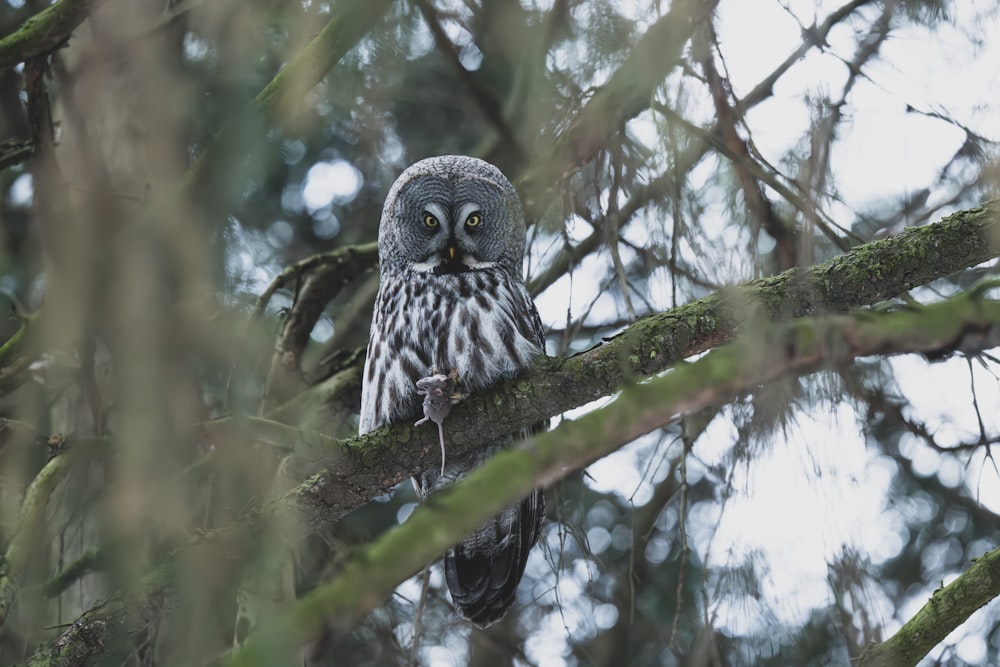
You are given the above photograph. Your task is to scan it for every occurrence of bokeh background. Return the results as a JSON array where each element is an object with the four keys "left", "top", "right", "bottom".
[{"left": 1, "top": 0, "right": 999, "bottom": 665}]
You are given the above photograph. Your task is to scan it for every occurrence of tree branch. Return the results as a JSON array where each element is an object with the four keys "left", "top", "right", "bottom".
[
  {"left": 174, "top": 0, "right": 394, "bottom": 195},
  {"left": 230, "top": 283, "right": 1000, "bottom": 666},
  {"left": 287, "top": 203, "right": 1000, "bottom": 528},
  {"left": 857, "top": 544, "right": 1000, "bottom": 666},
  {"left": 0, "top": 452, "right": 75, "bottom": 627},
  {"left": 256, "top": 242, "right": 378, "bottom": 410},
  {"left": 21, "top": 203, "right": 1000, "bottom": 666},
  {"left": 692, "top": 21, "right": 797, "bottom": 267},
  {"left": 250, "top": 242, "right": 378, "bottom": 327},
  {"left": 0, "top": 0, "right": 104, "bottom": 69},
  {"left": 739, "top": 0, "right": 878, "bottom": 109},
  {"left": 412, "top": 0, "right": 525, "bottom": 162},
  {"left": 521, "top": 0, "right": 718, "bottom": 213}
]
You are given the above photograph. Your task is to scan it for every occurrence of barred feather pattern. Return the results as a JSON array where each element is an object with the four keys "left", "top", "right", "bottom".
[{"left": 360, "top": 263, "right": 545, "bottom": 627}]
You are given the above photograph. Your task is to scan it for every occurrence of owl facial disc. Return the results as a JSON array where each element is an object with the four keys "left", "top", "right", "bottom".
[{"left": 410, "top": 201, "right": 498, "bottom": 274}]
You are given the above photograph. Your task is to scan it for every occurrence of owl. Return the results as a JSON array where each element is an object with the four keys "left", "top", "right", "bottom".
[{"left": 359, "top": 155, "right": 545, "bottom": 627}]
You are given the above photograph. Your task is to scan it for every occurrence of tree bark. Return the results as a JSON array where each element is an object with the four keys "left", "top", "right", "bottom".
[
  {"left": 286, "top": 203, "right": 1000, "bottom": 528},
  {"left": 230, "top": 280, "right": 1000, "bottom": 667},
  {"left": 0, "top": 0, "right": 103, "bottom": 69},
  {"left": 857, "top": 544, "right": 1000, "bottom": 666}
]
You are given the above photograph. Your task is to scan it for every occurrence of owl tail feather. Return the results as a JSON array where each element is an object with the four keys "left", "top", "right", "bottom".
[{"left": 444, "top": 487, "right": 544, "bottom": 628}]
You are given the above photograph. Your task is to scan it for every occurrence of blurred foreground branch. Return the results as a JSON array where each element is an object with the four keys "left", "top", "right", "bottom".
[
  {"left": 178, "top": 0, "right": 394, "bottom": 193},
  {"left": 231, "top": 282, "right": 1000, "bottom": 666},
  {"left": 522, "top": 0, "right": 718, "bottom": 212},
  {"left": 0, "top": 452, "right": 74, "bottom": 627},
  {"left": 19, "top": 202, "right": 1000, "bottom": 665}
]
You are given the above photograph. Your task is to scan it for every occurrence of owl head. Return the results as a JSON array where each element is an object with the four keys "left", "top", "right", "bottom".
[{"left": 377, "top": 156, "right": 527, "bottom": 276}]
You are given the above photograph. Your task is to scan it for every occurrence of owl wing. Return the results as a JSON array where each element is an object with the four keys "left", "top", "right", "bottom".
[
  {"left": 444, "top": 283, "right": 547, "bottom": 627},
  {"left": 445, "top": 485, "right": 544, "bottom": 627}
]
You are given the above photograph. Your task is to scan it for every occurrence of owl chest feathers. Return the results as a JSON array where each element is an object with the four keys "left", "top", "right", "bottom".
[{"left": 359, "top": 267, "right": 542, "bottom": 434}]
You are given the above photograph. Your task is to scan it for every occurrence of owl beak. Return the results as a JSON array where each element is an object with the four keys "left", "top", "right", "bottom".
[{"left": 434, "top": 244, "right": 468, "bottom": 274}]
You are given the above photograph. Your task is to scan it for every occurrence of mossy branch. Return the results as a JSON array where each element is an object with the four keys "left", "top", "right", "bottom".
[
  {"left": 229, "top": 284, "right": 1000, "bottom": 666},
  {"left": 857, "top": 545, "right": 1000, "bottom": 666},
  {"left": 22, "top": 559, "right": 175, "bottom": 667},
  {"left": 0, "top": 452, "right": 75, "bottom": 627},
  {"left": 42, "top": 545, "right": 105, "bottom": 598},
  {"left": 287, "top": 202, "right": 1000, "bottom": 528},
  {"left": 19, "top": 203, "right": 1000, "bottom": 665},
  {"left": 0, "top": 0, "right": 102, "bottom": 69}
]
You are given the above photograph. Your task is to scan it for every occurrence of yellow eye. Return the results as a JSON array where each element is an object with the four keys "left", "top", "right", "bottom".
[
  {"left": 423, "top": 213, "right": 439, "bottom": 228},
  {"left": 465, "top": 213, "right": 482, "bottom": 228}
]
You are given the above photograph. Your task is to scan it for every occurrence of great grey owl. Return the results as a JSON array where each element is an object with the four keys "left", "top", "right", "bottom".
[{"left": 359, "top": 155, "right": 545, "bottom": 627}]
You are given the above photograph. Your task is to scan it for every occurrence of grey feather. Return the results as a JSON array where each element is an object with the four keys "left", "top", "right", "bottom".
[{"left": 360, "top": 156, "right": 546, "bottom": 627}]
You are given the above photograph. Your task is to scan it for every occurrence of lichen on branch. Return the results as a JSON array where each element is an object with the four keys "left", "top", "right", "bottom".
[
  {"left": 232, "top": 281, "right": 1000, "bottom": 666},
  {"left": 0, "top": 0, "right": 101, "bottom": 69},
  {"left": 287, "top": 203, "right": 1000, "bottom": 527}
]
